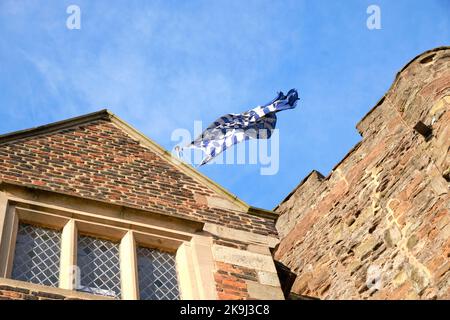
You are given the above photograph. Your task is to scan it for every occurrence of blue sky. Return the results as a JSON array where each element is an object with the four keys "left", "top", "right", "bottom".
[{"left": 0, "top": 0, "right": 449, "bottom": 209}]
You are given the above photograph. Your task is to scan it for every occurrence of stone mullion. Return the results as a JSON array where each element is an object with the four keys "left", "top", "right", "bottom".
[
  {"left": 59, "top": 219, "right": 77, "bottom": 290},
  {"left": 119, "top": 230, "right": 139, "bottom": 300}
]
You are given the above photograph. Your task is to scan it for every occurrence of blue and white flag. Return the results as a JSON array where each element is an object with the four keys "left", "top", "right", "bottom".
[{"left": 187, "top": 89, "right": 299, "bottom": 166}]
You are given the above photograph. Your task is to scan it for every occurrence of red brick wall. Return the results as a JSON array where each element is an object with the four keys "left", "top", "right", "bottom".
[
  {"left": 214, "top": 262, "right": 258, "bottom": 300},
  {"left": 0, "top": 119, "right": 276, "bottom": 236},
  {"left": 275, "top": 47, "right": 450, "bottom": 299}
]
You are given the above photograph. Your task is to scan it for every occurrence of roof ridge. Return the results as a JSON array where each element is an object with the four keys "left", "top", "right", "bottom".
[{"left": 0, "top": 109, "right": 111, "bottom": 144}]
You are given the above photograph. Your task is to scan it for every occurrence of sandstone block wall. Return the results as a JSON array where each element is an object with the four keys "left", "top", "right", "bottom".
[{"left": 274, "top": 47, "right": 450, "bottom": 299}]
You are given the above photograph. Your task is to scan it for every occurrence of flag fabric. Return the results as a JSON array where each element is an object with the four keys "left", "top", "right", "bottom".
[{"left": 186, "top": 89, "right": 299, "bottom": 166}]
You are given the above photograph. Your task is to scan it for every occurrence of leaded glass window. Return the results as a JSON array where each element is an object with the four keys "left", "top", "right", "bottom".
[
  {"left": 137, "top": 246, "right": 179, "bottom": 300},
  {"left": 11, "top": 223, "right": 62, "bottom": 287},
  {"left": 77, "top": 235, "right": 121, "bottom": 298}
]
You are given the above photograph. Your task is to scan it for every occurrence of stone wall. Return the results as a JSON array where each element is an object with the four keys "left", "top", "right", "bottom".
[{"left": 274, "top": 47, "right": 450, "bottom": 299}]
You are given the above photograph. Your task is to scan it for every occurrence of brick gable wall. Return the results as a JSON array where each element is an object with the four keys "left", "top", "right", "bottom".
[{"left": 0, "top": 119, "right": 276, "bottom": 237}]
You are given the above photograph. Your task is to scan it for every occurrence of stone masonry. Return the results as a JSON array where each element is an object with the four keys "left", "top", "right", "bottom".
[{"left": 275, "top": 47, "right": 450, "bottom": 299}]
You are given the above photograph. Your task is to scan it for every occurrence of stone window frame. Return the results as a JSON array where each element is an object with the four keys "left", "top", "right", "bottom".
[{"left": 0, "top": 193, "right": 217, "bottom": 300}]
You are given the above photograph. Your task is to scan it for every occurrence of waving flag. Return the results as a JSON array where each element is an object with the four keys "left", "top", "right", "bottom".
[{"left": 186, "top": 89, "right": 299, "bottom": 166}]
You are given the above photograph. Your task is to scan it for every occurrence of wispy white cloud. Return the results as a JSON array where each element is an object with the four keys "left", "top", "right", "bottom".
[{"left": 7, "top": 0, "right": 301, "bottom": 143}]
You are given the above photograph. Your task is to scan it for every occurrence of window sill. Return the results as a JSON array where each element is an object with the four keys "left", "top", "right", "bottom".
[{"left": 0, "top": 277, "right": 116, "bottom": 300}]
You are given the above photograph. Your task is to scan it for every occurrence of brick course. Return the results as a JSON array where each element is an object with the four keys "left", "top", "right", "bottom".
[{"left": 214, "top": 262, "right": 258, "bottom": 299}]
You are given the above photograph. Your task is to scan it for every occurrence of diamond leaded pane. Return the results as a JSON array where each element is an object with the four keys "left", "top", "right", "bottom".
[
  {"left": 137, "top": 246, "right": 179, "bottom": 300},
  {"left": 11, "top": 223, "right": 61, "bottom": 287},
  {"left": 77, "top": 235, "right": 121, "bottom": 298}
]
